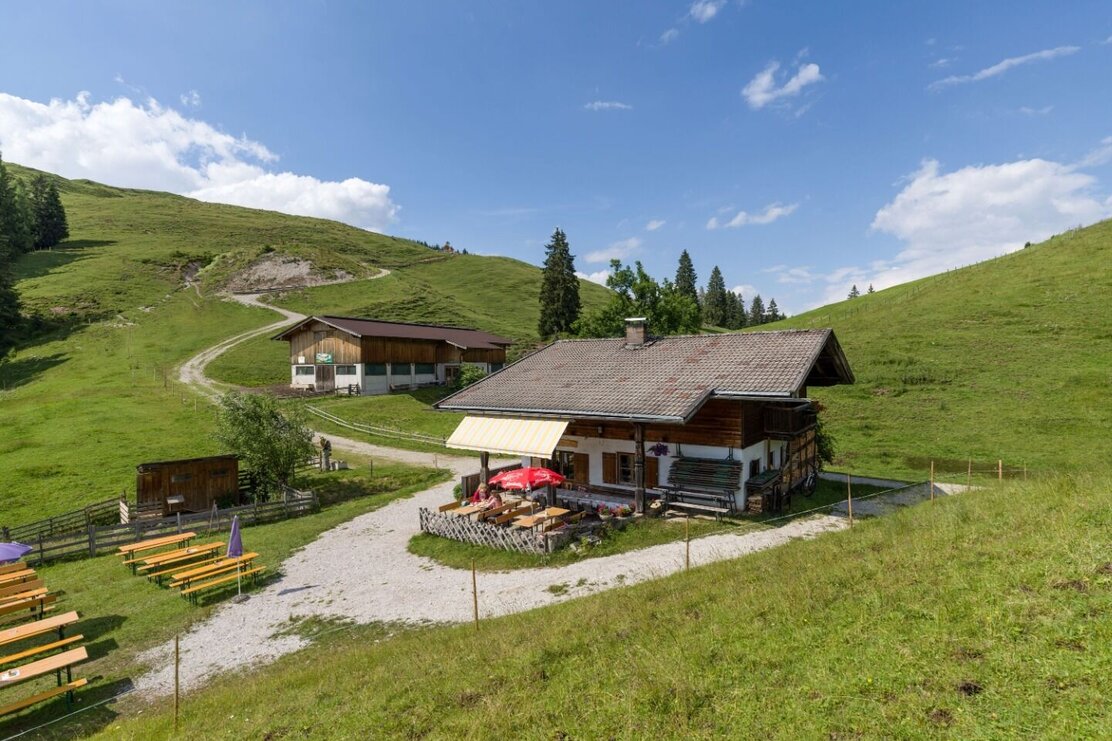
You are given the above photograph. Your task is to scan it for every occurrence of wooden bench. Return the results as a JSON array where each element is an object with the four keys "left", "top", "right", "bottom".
[
  {"left": 180, "top": 567, "right": 265, "bottom": 604},
  {"left": 168, "top": 554, "right": 259, "bottom": 591},
  {"left": 0, "top": 593, "right": 57, "bottom": 623},
  {"left": 0, "top": 646, "right": 88, "bottom": 716},
  {"left": 0, "top": 612, "right": 79, "bottom": 649},
  {"left": 0, "top": 570, "right": 37, "bottom": 588},
  {"left": 476, "top": 502, "right": 516, "bottom": 521},
  {"left": 0, "top": 634, "right": 84, "bottom": 666},
  {"left": 119, "top": 532, "right": 197, "bottom": 572},
  {"left": 492, "top": 505, "right": 534, "bottom": 526},
  {"left": 0, "top": 563, "right": 27, "bottom": 577},
  {"left": 0, "top": 579, "right": 44, "bottom": 601},
  {"left": 660, "top": 485, "right": 736, "bottom": 517},
  {"left": 437, "top": 501, "right": 461, "bottom": 513},
  {"left": 136, "top": 542, "right": 224, "bottom": 573},
  {"left": 146, "top": 555, "right": 223, "bottom": 585}
]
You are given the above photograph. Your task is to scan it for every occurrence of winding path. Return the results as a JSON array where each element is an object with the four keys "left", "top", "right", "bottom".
[{"left": 150, "top": 280, "right": 848, "bottom": 698}]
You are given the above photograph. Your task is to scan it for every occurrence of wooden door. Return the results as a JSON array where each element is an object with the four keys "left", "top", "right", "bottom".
[
  {"left": 645, "top": 457, "right": 659, "bottom": 488},
  {"left": 573, "top": 453, "right": 589, "bottom": 485},
  {"left": 315, "top": 365, "right": 335, "bottom": 391}
]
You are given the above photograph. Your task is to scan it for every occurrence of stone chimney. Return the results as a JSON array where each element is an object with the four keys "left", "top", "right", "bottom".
[{"left": 624, "top": 317, "right": 647, "bottom": 349}]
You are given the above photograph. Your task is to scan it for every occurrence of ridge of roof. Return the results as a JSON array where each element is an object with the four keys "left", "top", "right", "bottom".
[{"left": 317, "top": 314, "right": 503, "bottom": 334}]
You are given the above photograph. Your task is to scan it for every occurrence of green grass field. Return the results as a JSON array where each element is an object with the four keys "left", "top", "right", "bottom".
[
  {"left": 73, "top": 473, "right": 1112, "bottom": 739},
  {"left": 0, "top": 456, "right": 448, "bottom": 739},
  {"left": 765, "top": 223, "right": 1112, "bottom": 480}
]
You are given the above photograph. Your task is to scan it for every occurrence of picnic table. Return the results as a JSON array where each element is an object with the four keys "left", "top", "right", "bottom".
[
  {"left": 119, "top": 532, "right": 197, "bottom": 573},
  {"left": 137, "top": 542, "right": 224, "bottom": 577},
  {"left": 0, "top": 611, "right": 79, "bottom": 649},
  {"left": 0, "top": 646, "right": 88, "bottom": 716},
  {"left": 510, "top": 507, "right": 570, "bottom": 531},
  {"left": 169, "top": 553, "right": 263, "bottom": 604}
]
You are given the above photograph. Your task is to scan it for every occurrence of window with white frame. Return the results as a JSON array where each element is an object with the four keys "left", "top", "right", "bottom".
[
  {"left": 294, "top": 366, "right": 314, "bottom": 377},
  {"left": 336, "top": 365, "right": 357, "bottom": 376}
]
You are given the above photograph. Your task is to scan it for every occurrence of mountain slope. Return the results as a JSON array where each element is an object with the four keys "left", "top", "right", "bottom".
[
  {"left": 762, "top": 221, "right": 1112, "bottom": 478},
  {"left": 0, "top": 165, "right": 608, "bottom": 523}
]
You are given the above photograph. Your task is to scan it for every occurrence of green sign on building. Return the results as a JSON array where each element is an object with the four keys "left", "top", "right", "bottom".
[{"left": 315, "top": 353, "right": 333, "bottom": 364}]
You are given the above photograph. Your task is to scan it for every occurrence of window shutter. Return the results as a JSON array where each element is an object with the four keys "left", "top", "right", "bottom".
[
  {"left": 574, "top": 453, "right": 589, "bottom": 484},
  {"left": 645, "top": 457, "right": 659, "bottom": 488},
  {"left": 602, "top": 452, "right": 617, "bottom": 485}
]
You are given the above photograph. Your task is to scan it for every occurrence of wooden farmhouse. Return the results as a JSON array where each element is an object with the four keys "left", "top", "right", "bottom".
[
  {"left": 136, "top": 455, "right": 240, "bottom": 516},
  {"left": 436, "top": 319, "right": 854, "bottom": 516},
  {"left": 273, "top": 316, "right": 512, "bottom": 394}
]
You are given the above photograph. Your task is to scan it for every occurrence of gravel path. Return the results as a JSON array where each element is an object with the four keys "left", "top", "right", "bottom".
[
  {"left": 152, "top": 280, "right": 847, "bottom": 699},
  {"left": 135, "top": 440, "right": 845, "bottom": 697}
]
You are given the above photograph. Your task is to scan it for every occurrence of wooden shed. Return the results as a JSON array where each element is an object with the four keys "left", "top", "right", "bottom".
[{"left": 136, "top": 455, "right": 240, "bottom": 516}]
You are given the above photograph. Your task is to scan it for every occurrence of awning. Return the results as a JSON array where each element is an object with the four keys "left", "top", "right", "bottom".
[{"left": 446, "top": 416, "right": 570, "bottom": 458}]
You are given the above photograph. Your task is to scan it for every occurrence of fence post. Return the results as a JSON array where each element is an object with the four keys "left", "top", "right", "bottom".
[
  {"left": 471, "top": 559, "right": 479, "bottom": 630},
  {"left": 930, "top": 461, "right": 935, "bottom": 502},
  {"left": 998, "top": 460, "right": 1003, "bottom": 481},
  {"left": 1, "top": 527, "right": 7, "bottom": 541},
  {"left": 176, "top": 512, "right": 182, "bottom": 534},
  {"left": 846, "top": 474, "right": 853, "bottom": 527},
  {"left": 38, "top": 534, "right": 44, "bottom": 566},
  {"left": 88, "top": 524, "right": 96, "bottom": 557},
  {"left": 967, "top": 459, "right": 972, "bottom": 489}
]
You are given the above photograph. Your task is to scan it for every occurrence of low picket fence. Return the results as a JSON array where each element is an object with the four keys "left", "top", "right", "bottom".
[
  {"left": 418, "top": 507, "right": 568, "bottom": 555},
  {"left": 25, "top": 488, "right": 317, "bottom": 566},
  {"left": 3, "top": 497, "right": 122, "bottom": 543}
]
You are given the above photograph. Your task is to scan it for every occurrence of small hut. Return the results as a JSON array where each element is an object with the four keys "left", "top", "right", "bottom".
[{"left": 136, "top": 455, "right": 240, "bottom": 516}]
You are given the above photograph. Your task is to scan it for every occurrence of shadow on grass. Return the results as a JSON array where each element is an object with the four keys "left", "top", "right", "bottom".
[
  {"left": 0, "top": 673, "right": 133, "bottom": 739},
  {"left": 0, "top": 353, "right": 68, "bottom": 390},
  {"left": 11, "top": 240, "right": 115, "bottom": 282}
]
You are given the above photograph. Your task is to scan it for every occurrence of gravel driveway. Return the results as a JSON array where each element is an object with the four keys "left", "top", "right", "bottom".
[{"left": 135, "top": 440, "right": 845, "bottom": 697}]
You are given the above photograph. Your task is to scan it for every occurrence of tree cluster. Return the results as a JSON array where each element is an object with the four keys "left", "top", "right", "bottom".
[
  {"left": 0, "top": 155, "right": 69, "bottom": 259},
  {"left": 692, "top": 258, "right": 783, "bottom": 330},
  {"left": 214, "top": 392, "right": 315, "bottom": 495},
  {"left": 573, "top": 259, "right": 700, "bottom": 338}
]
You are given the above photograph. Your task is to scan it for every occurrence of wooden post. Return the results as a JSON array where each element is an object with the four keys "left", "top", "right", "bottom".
[
  {"left": 685, "top": 516, "right": 690, "bottom": 571},
  {"left": 471, "top": 559, "right": 479, "bottom": 630},
  {"left": 174, "top": 634, "right": 180, "bottom": 732},
  {"left": 87, "top": 525, "right": 96, "bottom": 557},
  {"left": 545, "top": 483, "right": 555, "bottom": 508},
  {"left": 176, "top": 511, "right": 182, "bottom": 534},
  {"left": 967, "top": 458, "right": 972, "bottom": 489},
  {"left": 930, "top": 460, "right": 935, "bottom": 502},
  {"left": 998, "top": 459, "right": 1003, "bottom": 481},
  {"left": 633, "top": 423, "right": 645, "bottom": 515},
  {"left": 1023, "top": 463, "right": 1027, "bottom": 481},
  {"left": 846, "top": 474, "right": 853, "bottom": 527},
  {"left": 479, "top": 452, "right": 489, "bottom": 486}
]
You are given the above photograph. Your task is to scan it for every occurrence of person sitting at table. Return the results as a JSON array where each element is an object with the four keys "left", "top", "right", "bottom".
[
  {"left": 481, "top": 489, "right": 504, "bottom": 510},
  {"left": 470, "top": 483, "right": 490, "bottom": 504}
]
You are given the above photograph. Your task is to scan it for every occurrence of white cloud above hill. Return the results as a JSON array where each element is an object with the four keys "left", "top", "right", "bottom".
[
  {"left": 0, "top": 91, "right": 398, "bottom": 231},
  {"left": 585, "top": 236, "right": 641, "bottom": 263}
]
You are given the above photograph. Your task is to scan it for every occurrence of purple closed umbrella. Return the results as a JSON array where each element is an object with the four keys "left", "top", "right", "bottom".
[
  {"left": 227, "top": 515, "right": 243, "bottom": 558},
  {"left": 0, "top": 543, "right": 31, "bottom": 564}
]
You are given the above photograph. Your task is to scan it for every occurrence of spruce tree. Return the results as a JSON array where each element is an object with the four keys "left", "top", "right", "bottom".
[
  {"left": 31, "top": 176, "right": 68, "bottom": 249},
  {"left": 748, "top": 294, "right": 766, "bottom": 326},
  {"left": 703, "top": 266, "right": 728, "bottom": 327},
  {"left": 537, "top": 228, "right": 581, "bottom": 337},
  {"left": 674, "top": 250, "right": 698, "bottom": 304},
  {"left": 867, "top": 283, "right": 875, "bottom": 294},
  {"left": 767, "top": 298, "right": 781, "bottom": 322},
  {"left": 0, "top": 236, "right": 21, "bottom": 358},
  {"left": 0, "top": 154, "right": 34, "bottom": 256},
  {"left": 848, "top": 284, "right": 860, "bottom": 299}
]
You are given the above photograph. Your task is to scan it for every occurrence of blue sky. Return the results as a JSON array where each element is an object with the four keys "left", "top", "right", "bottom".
[{"left": 2, "top": 1, "right": 1111, "bottom": 311}]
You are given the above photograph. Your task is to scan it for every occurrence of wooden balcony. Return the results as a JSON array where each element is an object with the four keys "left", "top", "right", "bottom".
[{"left": 763, "top": 403, "right": 817, "bottom": 439}]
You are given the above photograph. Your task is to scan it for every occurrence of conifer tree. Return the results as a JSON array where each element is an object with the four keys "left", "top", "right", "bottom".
[
  {"left": 0, "top": 155, "right": 34, "bottom": 256},
  {"left": 0, "top": 236, "right": 20, "bottom": 359},
  {"left": 674, "top": 250, "right": 699, "bottom": 304},
  {"left": 703, "top": 266, "right": 728, "bottom": 327},
  {"left": 867, "top": 283, "right": 875, "bottom": 294},
  {"left": 31, "top": 175, "right": 69, "bottom": 249},
  {"left": 537, "top": 228, "right": 581, "bottom": 337},
  {"left": 848, "top": 284, "right": 860, "bottom": 299},
  {"left": 748, "top": 294, "right": 766, "bottom": 326},
  {"left": 767, "top": 298, "right": 781, "bottom": 322}
]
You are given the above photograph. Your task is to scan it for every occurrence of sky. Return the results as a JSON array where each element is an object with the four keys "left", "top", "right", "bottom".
[{"left": 1, "top": 1, "right": 1111, "bottom": 312}]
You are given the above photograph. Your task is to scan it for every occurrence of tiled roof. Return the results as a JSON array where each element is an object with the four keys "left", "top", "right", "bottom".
[
  {"left": 274, "top": 316, "right": 513, "bottom": 350},
  {"left": 437, "top": 329, "right": 852, "bottom": 421}
]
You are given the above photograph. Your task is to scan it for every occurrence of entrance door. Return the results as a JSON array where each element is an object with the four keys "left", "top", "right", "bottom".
[
  {"left": 315, "top": 365, "right": 335, "bottom": 391},
  {"left": 445, "top": 365, "right": 460, "bottom": 385}
]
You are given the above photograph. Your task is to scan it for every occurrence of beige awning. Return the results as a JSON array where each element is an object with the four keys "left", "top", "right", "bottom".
[{"left": 446, "top": 416, "right": 570, "bottom": 458}]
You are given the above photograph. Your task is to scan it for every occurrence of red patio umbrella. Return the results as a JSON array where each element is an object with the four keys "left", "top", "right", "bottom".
[{"left": 488, "top": 467, "right": 565, "bottom": 490}]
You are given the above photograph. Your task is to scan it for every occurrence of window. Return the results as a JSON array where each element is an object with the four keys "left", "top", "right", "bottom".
[
  {"left": 554, "top": 451, "right": 576, "bottom": 481},
  {"left": 617, "top": 453, "right": 634, "bottom": 485},
  {"left": 365, "top": 363, "right": 387, "bottom": 376},
  {"left": 336, "top": 365, "right": 357, "bottom": 376},
  {"left": 390, "top": 363, "right": 411, "bottom": 376},
  {"left": 170, "top": 473, "right": 192, "bottom": 483},
  {"left": 294, "top": 366, "right": 314, "bottom": 376},
  {"left": 210, "top": 468, "right": 229, "bottom": 478},
  {"left": 414, "top": 363, "right": 435, "bottom": 375},
  {"left": 489, "top": 362, "right": 504, "bottom": 372}
]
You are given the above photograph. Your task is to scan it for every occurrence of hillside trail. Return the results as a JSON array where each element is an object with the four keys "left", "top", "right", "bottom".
[{"left": 156, "top": 271, "right": 849, "bottom": 698}]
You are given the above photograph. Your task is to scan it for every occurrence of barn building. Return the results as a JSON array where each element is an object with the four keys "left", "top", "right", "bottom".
[
  {"left": 436, "top": 319, "right": 854, "bottom": 516},
  {"left": 273, "top": 316, "right": 512, "bottom": 395}
]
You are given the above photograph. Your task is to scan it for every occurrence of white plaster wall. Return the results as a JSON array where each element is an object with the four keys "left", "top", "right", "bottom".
[{"left": 291, "top": 365, "right": 315, "bottom": 387}]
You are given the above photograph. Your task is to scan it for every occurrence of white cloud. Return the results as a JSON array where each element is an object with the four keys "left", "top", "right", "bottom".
[
  {"left": 1075, "top": 136, "right": 1112, "bottom": 168},
  {"left": 179, "top": 89, "right": 202, "bottom": 107},
  {"left": 645, "top": 219, "right": 665, "bottom": 231},
  {"left": 929, "top": 45, "right": 1080, "bottom": 90},
  {"left": 729, "top": 283, "right": 759, "bottom": 299},
  {"left": 928, "top": 57, "right": 954, "bottom": 69},
  {"left": 689, "top": 0, "right": 725, "bottom": 23},
  {"left": 0, "top": 91, "right": 398, "bottom": 231},
  {"left": 707, "top": 202, "right": 798, "bottom": 230},
  {"left": 1018, "top": 105, "right": 1053, "bottom": 116},
  {"left": 576, "top": 269, "right": 612, "bottom": 286},
  {"left": 1104, "top": 35, "right": 1112, "bottom": 45},
  {"left": 742, "top": 60, "right": 824, "bottom": 109},
  {"left": 585, "top": 236, "right": 641, "bottom": 263},
  {"left": 824, "top": 156, "right": 1112, "bottom": 307},
  {"left": 659, "top": 28, "right": 680, "bottom": 45},
  {"left": 584, "top": 100, "right": 633, "bottom": 111}
]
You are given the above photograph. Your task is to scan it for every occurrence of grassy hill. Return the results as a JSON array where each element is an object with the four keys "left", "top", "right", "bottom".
[
  {"left": 757, "top": 222, "right": 1112, "bottom": 480},
  {"left": 0, "top": 164, "right": 608, "bottom": 524},
  {"left": 60, "top": 473, "right": 1112, "bottom": 739}
]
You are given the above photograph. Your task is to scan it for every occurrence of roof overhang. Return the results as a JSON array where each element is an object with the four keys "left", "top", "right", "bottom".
[
  {"left": 271, "top": 316, "right": 360, "bottom": 342},
  {"left": 446, "top": 416, "right": 571, "bottom": 457}
]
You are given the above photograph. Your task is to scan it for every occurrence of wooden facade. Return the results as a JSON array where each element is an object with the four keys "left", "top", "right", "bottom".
[
  {"left": 136, "top": 455, "right": 239, "bottom": 516},
  {"left": 565, "top": 398, "right": 769, "bottom": 450}
]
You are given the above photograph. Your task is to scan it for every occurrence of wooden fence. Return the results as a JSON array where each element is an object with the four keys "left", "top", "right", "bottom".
[
  {"left": 460, "top": 463, "right": 521, "bottom": 499},
  {"left": 418, "top": 508, "right": 567, "bottom": 555},
  {"left": 3, "top": 497, "right": 121, "bottom": 543},
  {"left": 26, "top": 488, "right": 317, "bottom": 566}
]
